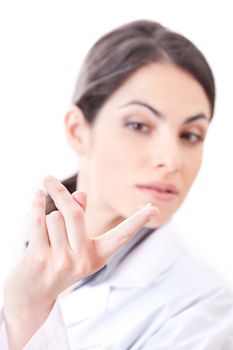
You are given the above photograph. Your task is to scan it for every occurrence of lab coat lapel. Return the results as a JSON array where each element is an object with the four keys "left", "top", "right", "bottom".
[
  {"left": 60, "top": 220, "right": 184, "bottom": 326},
  {"left": 60, "top": 282, "right": 110, "bottom": 327},
  {"left": 107, "top": 220, "right": 185, "bottom": 288}
]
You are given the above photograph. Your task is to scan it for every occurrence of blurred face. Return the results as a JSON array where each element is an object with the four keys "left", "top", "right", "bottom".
[{"left": 76, "top": 62, "right": 211, "bottom": 229}]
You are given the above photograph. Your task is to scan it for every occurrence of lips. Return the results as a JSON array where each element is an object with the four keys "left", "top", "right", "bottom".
[{"left": 136, "top": 182, "right": 179, "bottom": 202}]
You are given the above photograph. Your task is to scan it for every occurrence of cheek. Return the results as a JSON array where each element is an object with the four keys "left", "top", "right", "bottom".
[
  {"left": 184, "top": 152, "right": 203, "bottom": 188},
  {"left": 88, "top": 137, "right": 131, "bottom": 188},
  {"left": 91, "top": 132, "right": 139, "bottom": 174}
]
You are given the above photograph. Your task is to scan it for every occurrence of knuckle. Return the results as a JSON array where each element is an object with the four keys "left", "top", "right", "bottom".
[
  {"left": 52, "top": 253, "right": 93, "bottom": 279},
  {"left": 31, "top": 251, "right": 48, "bottom": 270},
  {"left": 33, "top": 200, "right": 44, "bottom": 209},
  {"left": 54, "top": 253, "right": 74, "bottom": 272},
  {"left": 75, "top": 259, "right": 92, "bottom": 277},
  {"left": 33, "top": 215, "right": 44, "bottom": 227},
  {"left": 54, "top": 184, "right": 67, "bottom": 194},
  {"left": 69, "top": 207, "right": 83, "bottom": 220},
  {"left": 46, "top": 210, "right": 63, "bottom": 223}
]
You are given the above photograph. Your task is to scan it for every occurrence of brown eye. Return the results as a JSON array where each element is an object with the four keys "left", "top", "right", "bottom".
[
  {"left": 181, "top": 132, "right": 203, "bottom": 144},
  {"left": 125, "top": 121, "right": 150, "bottom": 133}
]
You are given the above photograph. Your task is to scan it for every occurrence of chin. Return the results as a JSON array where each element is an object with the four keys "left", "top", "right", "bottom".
[{"left": 144, "top": 213, "right": 172, "bottom": 229}]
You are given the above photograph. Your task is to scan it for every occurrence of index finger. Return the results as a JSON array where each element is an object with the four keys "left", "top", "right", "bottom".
[{"left": 94, "top": 205, "right": 159, "bottom": 261}]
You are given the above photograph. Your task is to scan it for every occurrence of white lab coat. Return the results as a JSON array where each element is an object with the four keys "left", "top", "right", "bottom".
[{"left": 1, "top": 220, "right": 233, "bottom": 349}]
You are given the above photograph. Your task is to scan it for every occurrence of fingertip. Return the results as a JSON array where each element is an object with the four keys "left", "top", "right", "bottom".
[
  {"left": 72, "top": 190, "right": 87, "bottom": 211},
  {"left": 137, "top": 203, "right": 159, "bottom": 214},
  {"left": 138, "top": 205, "right": 160, "bottom": 221},
  {"left": 34, "top": 189, "right": 45, "bottom": 198},
  {"left": 147, "top": 207, "right": 160, "bottom": 220},
  {"left": 43, "top": 175, "right": 59, "bottom": 187},
  {"left": 137, "top": 202, "right": 153, "bottom": 210},
  {"left": 72, "top": 190, "right": 86, "bottom": 200}
]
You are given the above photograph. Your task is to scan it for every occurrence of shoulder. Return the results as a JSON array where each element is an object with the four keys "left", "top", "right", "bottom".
[
  {"left": 137, "top": 254, "right": 233, "bottom": 349},
  {"left": 150, "top": 248, "right": 233, "bottom": 309}
]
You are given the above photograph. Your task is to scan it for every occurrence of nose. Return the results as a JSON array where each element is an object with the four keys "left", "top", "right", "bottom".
[{"left": 151, "top": 135, "right": 183, "bottom": 174}]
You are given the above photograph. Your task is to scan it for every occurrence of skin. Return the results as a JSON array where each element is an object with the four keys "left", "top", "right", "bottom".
[
  {"left": 65, "top": 62, "right": 211, "bottom": 237},
  {"left": 3, "top": 62, "right": 211, "bottom": 350},
  {"left": 4, "top": 181, "right": 157, "bottom": 350}
]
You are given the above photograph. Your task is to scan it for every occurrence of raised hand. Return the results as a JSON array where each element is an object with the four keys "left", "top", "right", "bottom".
[{"left": 3, "top": 175, "right": 158, "bottom": 350}]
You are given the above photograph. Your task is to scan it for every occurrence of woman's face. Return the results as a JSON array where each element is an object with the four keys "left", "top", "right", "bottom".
[{"left": 77, "top": 62, "right": 211, "bottom": 228}]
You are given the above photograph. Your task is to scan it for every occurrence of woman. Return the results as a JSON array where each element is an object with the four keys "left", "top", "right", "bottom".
[{"left": 1, "top": 20, "right": 233, "bottom": 349}]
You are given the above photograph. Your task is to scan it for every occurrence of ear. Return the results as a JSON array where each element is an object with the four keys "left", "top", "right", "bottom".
[{"left": 64, "top": 105, "right": 91, "bottom": 156}]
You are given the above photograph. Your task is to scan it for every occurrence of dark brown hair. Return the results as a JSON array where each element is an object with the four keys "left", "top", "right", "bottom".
[
  {"left": 73, "top": 19, "right": 215, "bottom": 123},
  {"left": 46, "top": 19, "right": 215, "bottom": 214}
]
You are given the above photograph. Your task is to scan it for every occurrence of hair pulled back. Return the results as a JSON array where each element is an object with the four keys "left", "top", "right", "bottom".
[
  {"left": 45, "top": 20, "right": 215, "bottom": 214},
  {"left": 72, "top": 20, "right": 215, "bottom": 122}
]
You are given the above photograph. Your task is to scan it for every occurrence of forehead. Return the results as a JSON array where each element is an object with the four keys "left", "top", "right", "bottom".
[{"left": 98, "top": 62, "right": 211, "bottom": 121}]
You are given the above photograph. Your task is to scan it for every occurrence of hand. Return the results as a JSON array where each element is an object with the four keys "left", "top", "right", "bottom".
[{"left": 3, "top": 175, "right": 158, "bottom": 350}]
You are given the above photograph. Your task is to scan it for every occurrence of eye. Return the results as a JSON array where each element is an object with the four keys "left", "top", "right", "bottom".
[
  {"left": 125, "top": 121, "right": 150, "bottom": 133},
  {"left": 181, "top": 132, "right": 204, "bottom": 144}
]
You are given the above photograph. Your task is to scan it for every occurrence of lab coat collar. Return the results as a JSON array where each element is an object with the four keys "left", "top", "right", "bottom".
[
  {"left": 106, "top": 219, "right": 185, "bottom": 288},
  {"left": 60, "top": 220, "right": 185, "bottom": 326}
]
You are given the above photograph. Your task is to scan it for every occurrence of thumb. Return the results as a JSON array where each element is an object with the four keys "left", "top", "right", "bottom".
[{"left": 94, "top": 204, "right": 159, "bottom": 261}]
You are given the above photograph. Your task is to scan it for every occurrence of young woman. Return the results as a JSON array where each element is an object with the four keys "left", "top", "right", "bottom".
[{"left": 1, "top": 20, "right": 233, "bottom": 350}]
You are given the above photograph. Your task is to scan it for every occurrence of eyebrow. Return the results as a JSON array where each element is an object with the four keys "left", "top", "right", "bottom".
[{"left": 119, "top": 100, "right": 210, "bottom": 124}]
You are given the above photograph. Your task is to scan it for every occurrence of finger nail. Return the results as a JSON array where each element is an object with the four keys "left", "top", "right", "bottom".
[
  {"left": 137, "top": 203, "right": 159, "bottom": 220},
  {"left": 148, "top": 208, "right": 159, "bottom": 219},
  {"left": 143, "top": 207, "right": 159, "bottom": 219},
  {"left": 44, "top": 175, "right": 58, "bottom": 184}
]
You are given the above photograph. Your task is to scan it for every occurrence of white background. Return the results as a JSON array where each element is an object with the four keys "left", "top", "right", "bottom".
[{"left": 0, "top": 0, "right": 232, "bottom": 303}]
